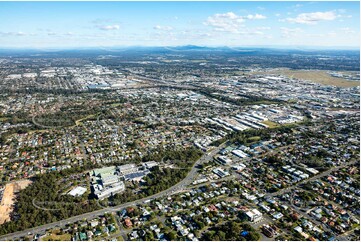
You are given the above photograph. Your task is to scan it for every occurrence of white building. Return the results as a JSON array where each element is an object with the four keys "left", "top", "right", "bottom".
[
  {"left": 68, "top": 186, "right": 87, "bottom": 197},
  {"left": 245, "top": 209, "right": 262, "bottom": 222}
]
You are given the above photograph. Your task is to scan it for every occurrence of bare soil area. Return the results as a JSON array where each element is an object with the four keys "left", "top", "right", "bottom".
[{"left": 0, "top": 180, "right": 32, "bottom": 224}]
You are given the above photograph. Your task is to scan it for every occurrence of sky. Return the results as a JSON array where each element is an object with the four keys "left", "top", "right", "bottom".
[{"left": 0, "top": 1, "right": 359, "bottom": 49}]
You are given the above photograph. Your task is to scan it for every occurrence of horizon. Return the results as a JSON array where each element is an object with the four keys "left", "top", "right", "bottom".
[
  {"left": 0, "top": 44, "right": 359, "bottom": 51},
  {"left": 0, "top": 1, "right": 359, "bottom": 48}
]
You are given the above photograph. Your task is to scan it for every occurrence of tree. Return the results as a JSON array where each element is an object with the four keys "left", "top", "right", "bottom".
[
  {"left": 167, "top": 231, "right": 177, "bottom": 240},
  {"left": 247, "top": 232, "right": 261, "bottom": 241}
]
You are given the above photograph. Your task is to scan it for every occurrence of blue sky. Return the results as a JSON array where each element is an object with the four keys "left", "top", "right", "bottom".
[{"left": 0, "top": 1, "right": 359, "bottom": 48}]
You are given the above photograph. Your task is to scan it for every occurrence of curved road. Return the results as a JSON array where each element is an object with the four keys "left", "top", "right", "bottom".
[{"left": 0, "top": 143, "right": 226, "bottom": 241}]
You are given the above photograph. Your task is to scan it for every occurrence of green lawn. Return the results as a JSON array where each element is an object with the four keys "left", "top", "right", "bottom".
[{"left": 248, "top": 136, "right": 261, "bottom": 142}]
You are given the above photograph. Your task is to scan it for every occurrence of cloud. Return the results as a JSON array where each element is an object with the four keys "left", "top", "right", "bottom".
[
  {"left": 205, "top": 12, "right": 266, "bottom": 33},
  {"left": 280, "top": 27, "right": 303, "bottom": 38},
  {"left": 153, "top": 25, "right": 173, "bottom": 31},
  {"left": 91, "top": 19, "right": 120, "bottom": 31},
  {"left": 91, "top": 18, "right": 114, "bottom": 25},
  {"left": 285, "top": 11, "right": 337, "bottom": 24},
  {"left": 256, "top": 27, "right": 271, "bottom": 30},
  {"left": 340, "top": 27, "right": 356, "bottom": 34},
  {"left": 0, "top": 31, "right": 27, "bottom": 36},
  {"left": 15, "top": 31, "right": 26, "bottom": 36},
  {"left": 306, "top": 32, "right": 339, "bottom": 38},
  {"left": 245, "top": 14, "right": 267, "bottom": 20},
  {"left": 240, "top": 31, "right": 264, "bottom": 35},
  {"left": 97, "top": 25, "right": 120, "bottom": 31}
]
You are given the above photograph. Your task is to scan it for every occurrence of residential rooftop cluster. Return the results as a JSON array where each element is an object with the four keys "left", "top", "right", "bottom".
[{"left": 0, "top": 54, "right": 359, "bottom": 241}]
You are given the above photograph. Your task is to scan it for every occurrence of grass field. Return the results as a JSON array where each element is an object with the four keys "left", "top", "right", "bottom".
[
  {"left": 262, "top": 120, "right": 279, "bottom": 128},
  {"left": 248, "top": 136, "right": 261, "bottom": 142},
  {"left": 264, "top": 70, "right": 359, "bottom": 88},
  {"left": 110, "top": 102, "right": 123, "bottom": 107},
  {"left": 41, "top": 230, "right": 72, "bottom": 241}
]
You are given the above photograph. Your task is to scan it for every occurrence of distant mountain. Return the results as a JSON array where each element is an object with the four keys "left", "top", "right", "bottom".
[{"left": 0, "top": 46, "right": 359, "bottom": 58}]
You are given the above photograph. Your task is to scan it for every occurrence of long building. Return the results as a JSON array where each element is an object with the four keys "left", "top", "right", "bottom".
[{"left": 90, "top": 166, "right": 125, "bottom": 200}]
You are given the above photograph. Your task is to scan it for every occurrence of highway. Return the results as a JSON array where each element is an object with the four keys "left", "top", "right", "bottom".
[{"left": 0, "top": 143, "right": 227, "bottom": 241}]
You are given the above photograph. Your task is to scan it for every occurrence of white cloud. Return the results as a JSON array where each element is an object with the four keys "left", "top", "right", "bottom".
[
  {"left": 340, "top": 27, "right": 356, "bottom": 34},
  {"left": 0, "top": 31, "right": 27, "bottom": 36},
  {"left": 205, "top": 12, "right": 245, "bottom": 33},
  {"left": 286, "top": 11, "right": 337, "bottom": 24},
  {"left": 97, "top": 25, "right": 120, "bottom": 31},
  {"left": 153, "top": 25, "right": 173, "bottom": 31},
  {"left": 246, "top": 14, "right": 267, "bottom": 20},
  {"left": 256, "top": 27, "right": 271, "bottom": 30},
  {"left": 280, "top": 27, "right": 303, "bottom": 38},
  {"left": 306, "top": 31, "right": 337, "bottom": 38},
  {"left": 240, "top": 31, "right": 264, "bottom": 35},
  {"left": 205, "top": 12, "right": 266, "bottom": 33}
]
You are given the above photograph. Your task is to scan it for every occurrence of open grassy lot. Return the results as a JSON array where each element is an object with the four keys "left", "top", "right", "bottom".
[
  {"left": 266, "top": 70, "right": 359, "bottom": 88},
  {"left": 262, "top": 120, "right": 279, "bottom": 129},
  {"left": 248, "top": 136, "right": 261, "bottom": 142},
  {"left": 42, "top": 232, "right": 72, "bottom": 241}
]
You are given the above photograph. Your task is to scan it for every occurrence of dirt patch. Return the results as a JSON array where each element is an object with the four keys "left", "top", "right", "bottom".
[{"left": 0, "top": 180, "right": 32, "bottom": 224}]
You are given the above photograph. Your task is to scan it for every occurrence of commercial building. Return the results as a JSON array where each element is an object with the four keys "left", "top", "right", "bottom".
[
  {"left": 216, "top": 156, "right": 232, "bottom": 165},
  {"left": 245, "top": 208, "right": 262, "bottom": 222},
  {"left": 90, "top": 166, "right": 125, "bottom": 200}
]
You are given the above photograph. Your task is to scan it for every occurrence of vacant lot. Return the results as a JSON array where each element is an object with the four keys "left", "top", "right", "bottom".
[
  {"left": 0, "top": 180, "right": 32, "bottom": 224},
  {"left": 260, "top": 69, "right": 359, "bottom": 88},
  {"left": 41, "top": 229, "right": 72, "bottom": 241}
]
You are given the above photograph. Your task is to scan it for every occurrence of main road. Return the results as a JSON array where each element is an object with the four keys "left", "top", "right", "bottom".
[{"left": 0, "top": 143, "right": 227, "bottom": 241}]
